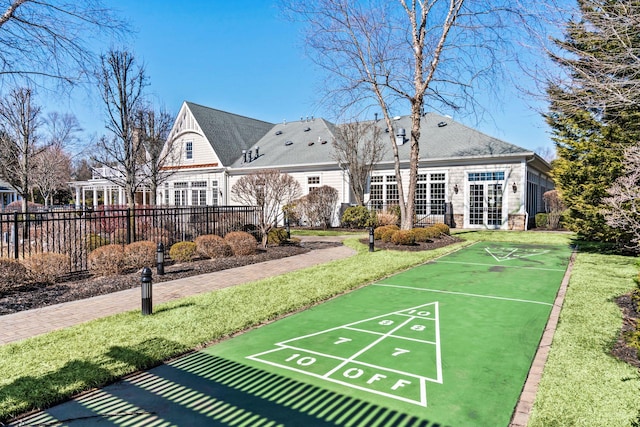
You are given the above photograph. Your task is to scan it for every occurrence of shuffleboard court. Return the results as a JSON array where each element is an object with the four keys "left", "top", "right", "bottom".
[
  {"left": 202, "top": 241, "right": 572, "bottom": 426},
  {"left": 18, "top": 242, "right": 572, "bottom": 427}
]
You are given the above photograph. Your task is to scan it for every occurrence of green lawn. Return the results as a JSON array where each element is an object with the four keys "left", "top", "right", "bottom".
[{"left": 1, "top": 229, "right": 639, "bottom": 426}]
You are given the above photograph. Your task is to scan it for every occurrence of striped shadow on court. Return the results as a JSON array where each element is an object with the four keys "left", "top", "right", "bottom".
[{"left": 16, "top": 351, "right": 447, "bottom": 427}]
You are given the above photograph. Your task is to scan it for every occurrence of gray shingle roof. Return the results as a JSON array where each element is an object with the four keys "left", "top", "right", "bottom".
[
  {"left": 183, "top": 101, "right": 533, "bottom": 169},
  {"left": 227, "top": 112, "right": 531, "bottom": 169},
  {"left": 185, "top": 102, "right": 274, "bottom": 166}
]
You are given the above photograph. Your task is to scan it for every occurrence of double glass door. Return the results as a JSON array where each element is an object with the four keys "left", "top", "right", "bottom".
[{"left": 468, "top": 183, "right": 503, "bottom": 227}]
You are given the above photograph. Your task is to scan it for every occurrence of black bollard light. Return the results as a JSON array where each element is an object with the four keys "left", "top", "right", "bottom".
[
  {"left": 369, "top": 226, "right": 375, "bottom": 252},
  {"left": 156, "top": 242, "right": 165, "bottom": 275},
  {"left": 141, "top": 267, "right": 153, "bottom": 315}
]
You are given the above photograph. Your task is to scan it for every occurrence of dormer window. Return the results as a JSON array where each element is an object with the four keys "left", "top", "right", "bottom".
[{"left": 185, "top": 141, "right": 193, "bottom": 160}]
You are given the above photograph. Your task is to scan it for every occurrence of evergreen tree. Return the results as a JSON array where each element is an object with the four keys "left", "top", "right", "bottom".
[{"left": 546, "top": 0, "right": 640, "bottom": 241}]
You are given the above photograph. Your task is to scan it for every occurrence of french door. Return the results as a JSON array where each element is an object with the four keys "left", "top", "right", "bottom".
[{"left": 468, "top": 183, "right": 503, "bottom": 228}]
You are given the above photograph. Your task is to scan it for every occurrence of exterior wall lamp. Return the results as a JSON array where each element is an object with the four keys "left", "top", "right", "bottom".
[
  {"left": 512, "top": 182, "right": 518, "bottom": 193},
  {"left": 453, "top": 184, "right": 459, "bottom": 194}
]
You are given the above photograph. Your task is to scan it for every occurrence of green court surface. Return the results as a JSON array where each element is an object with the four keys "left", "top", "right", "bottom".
[{"left": 20, "top": 242, "right": 572, "bottom": 427}]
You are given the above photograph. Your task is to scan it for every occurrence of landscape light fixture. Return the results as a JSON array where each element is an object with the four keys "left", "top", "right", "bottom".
[
  {"left": 156, "top": 243, "right": 165, "bottom": 275},
  {"left": 369, "top": 227, "right": 375, "bottom": 252},
  {"left": 141, "top": 267, "right": 153, "bottom": 315}
]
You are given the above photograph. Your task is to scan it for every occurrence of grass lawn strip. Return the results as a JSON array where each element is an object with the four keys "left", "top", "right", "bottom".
[
  {"left": 528, "top": 251, "right": 640, "bottom": 427},
  {"left": 0, "top": 238, "right": 469, "bottom": 423}
]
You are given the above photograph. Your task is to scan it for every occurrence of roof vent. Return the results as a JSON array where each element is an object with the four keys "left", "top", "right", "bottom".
[
  {"left": 385, "top": 128, "right": 389, "bottom": 133},
  {"left": 321, "top": 140, "right": 328, "bottom": 144},
  {"left": 275, "top": 130, "right": 283, "bottom": 135},
  {"left": 393, "top": 116, "right": 401, "bottom": 121},
  {"left": 438, "top": 121, "right": 447, "bottom": 127},
  {"left": 285, "top": 141, "right": 293, "bottom": 146},
  {"left": 395, "top": 128, "right": 406, "bottom": 146},
  {"left": 308, "top": 141, "right": 314, "bottom": 146},
  {"left": 304, "top": 127, "right": 311, "bottom": 132}
]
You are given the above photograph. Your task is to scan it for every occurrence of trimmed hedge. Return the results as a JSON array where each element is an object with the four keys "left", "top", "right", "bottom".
[
  {"left": 169, "top": 241, "right": 197, "bottom": 263},
  {"left": 195, "top": 234, "right": 232, "bottom": 258}
]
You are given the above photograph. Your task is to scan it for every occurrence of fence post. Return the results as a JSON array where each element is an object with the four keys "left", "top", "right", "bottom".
[
  {"left": 12, "top": 211, "right": 18, "bottom": 260},
  {"left": 126, "top": 208, "right": 132, "bottom": 244}
]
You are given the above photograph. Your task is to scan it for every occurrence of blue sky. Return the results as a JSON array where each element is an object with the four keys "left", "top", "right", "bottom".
[{"left": 54, "top": 0, "right": 554, "bottom": 155}]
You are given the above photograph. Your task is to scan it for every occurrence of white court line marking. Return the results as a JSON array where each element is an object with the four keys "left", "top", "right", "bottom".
[
  {"left": 343, "top": 326, "right": 437, "bottom": 345},
  {"left": 373, "top": 284, "right": 553, "bottom": 306},
  {"left": 322, "top": 317, "right": 415, "bottom": 379},
  {"left": 247, "top": 302, "right": 442, "bottom": 407},
  {"left": 434, "top": 260, "right": 566, "bottom": 272},
  {"left": 245, "top": 355, "right": 428, "bottom": 407}
]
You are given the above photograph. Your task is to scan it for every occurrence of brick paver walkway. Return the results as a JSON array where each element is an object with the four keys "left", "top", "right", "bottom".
[{"left": 0, "top": 237, "right": 356, "bottom": 345}]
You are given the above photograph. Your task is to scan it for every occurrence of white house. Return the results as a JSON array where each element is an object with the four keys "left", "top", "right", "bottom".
[
  {"left": 71, "top": 101, "right": 552, "bottom": 229},
  {"left": 153, "top": 101, "right": 552, "bottom": 230},
  {"left": 0, "top": 179, "right": 19, "bottom": 211}
]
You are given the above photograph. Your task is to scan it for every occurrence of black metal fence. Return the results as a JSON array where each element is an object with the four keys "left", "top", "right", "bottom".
[
  {"left": 366, "top": 202, "right": 454, "bottom": 228},
  {"left": 0, "top": 205, "right": 260, "bottom": 274}
]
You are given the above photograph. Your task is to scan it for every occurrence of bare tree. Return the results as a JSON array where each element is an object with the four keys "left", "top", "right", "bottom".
[
  {"left": 135, "top": 105, "right": 176, "bottom": 205},
  {"left": 332, "top": 121, "right": 385, "bottom": 206},
  {"left": 231, "top": 169, "right": 302, "bottom": 247},
  {"left": 0, "top": 1, "right": 126, "bottom": 87},
  {"left": 92, "top": 50, "right": 147, "bottom": 209},
  {"left": 542, "top": 189, "right": 565, "bottom": 230},
  {"left": 0, "top": 87, "right": 43, "bottom": 212},
  {"left": 300, "top": 185, "right": 340, "bottom": 229},
  {"left": 32, "top": 144, "right": 72, "bottom": 207},
  {"left": 603, "top": 145, "right": 640, "bottom": 253},
  {"left": 285, "top": 0, "right": 516, "bottom": 229}
]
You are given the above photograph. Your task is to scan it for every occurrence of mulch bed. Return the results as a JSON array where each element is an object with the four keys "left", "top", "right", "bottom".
[
  {"left": 0, "top": 243, "right": 327, "bottom": 316},
  {"left": 611, "top": 293, "right": 640, "bottom": 368},
  {"left": 0, "top": 235, "right": 456, "bottom": 316},
  {"left": 362, "top": 234, "right": 463, "bottom": 251}
]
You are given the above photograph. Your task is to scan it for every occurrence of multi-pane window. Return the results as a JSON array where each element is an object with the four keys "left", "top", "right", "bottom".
[
  {"left": 191, "top": 181, "right": 207, "bottom": 206},
  {"left": 211, "top": 181, "right": 219, "bottom": 206},
  {"left": 185, "top": 141, "right": 193, "bottom": 160},
  {"left": 370, "top": 176, "right": 384, "bottom": 209},
  {"left": 173, "top": 182, "right": 188, "bottom": 206},
  {"left": 415, "top": 173, "right": 446, "bottom": 215},
  {"left": 307, "top": 176, "right": 320, "bottom": 193},
  {"left": 468, "top": 171, "right": 504, "bottom": 181},
  {"left": 385, "top": 175, "right": 398, "bottom": 206},
  {"left": 429, "top": 173, "right": 446, "bottom": 214}
]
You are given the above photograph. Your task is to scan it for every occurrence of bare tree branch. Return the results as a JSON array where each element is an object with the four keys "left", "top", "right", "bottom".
[{"left": 0, "top": 0, "right": 127, "bottom": 89}]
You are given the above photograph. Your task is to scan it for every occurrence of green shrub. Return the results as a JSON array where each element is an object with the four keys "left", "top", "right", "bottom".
[
  {"left": 381, "top": 227, "right": 397, "bottom": 243},
  {"left": 0, "top": 258, "right": 27, "bottom": 292},
  {"left": 374, "top": 225, "right": 399, "bottom": 240},
  {"left": 535, "top": 213, "right": 549, "bottom": 228},
  {"left": 225, "top": 231, "right": 257, "bottom": 256},
  {"left": 391, "top": 230, "right": 416, "bottom": 245},
  {"left": 432, "top": 223, "right": 450, "bottom": 235},
  {"left": 267, "top": 228, "right": 289, "bottom": 246},
  {"left": 341, "top": 206, "right": 374, "bottom": 228},
  {"left": 86, "top": 233, "right": 109, "bottom": 251},
  {"left": 195, "top": 234, "right": 232, "bottom": 258},
  {"left": 22, "top": 253, "right": 70, "bottom": 284},
  {"left": 422, "top": 226, "right": 442, "bottom": 239},
  {"left": 88, "top": 244, "right": 125, "bottom": 276},
  {"left": 412, "top": 227, "right": 434, "bottom": 243},
  {"left": 169, "top": 241, "right": 197, "bottom": 263},
  {"left": 124, "top": 241, "right": 156, "bottom": 270}
]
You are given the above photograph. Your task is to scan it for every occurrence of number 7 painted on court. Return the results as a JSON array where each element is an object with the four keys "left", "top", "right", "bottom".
[{"left": 247, "top": 301, "right": 442, "bottom": 407}]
